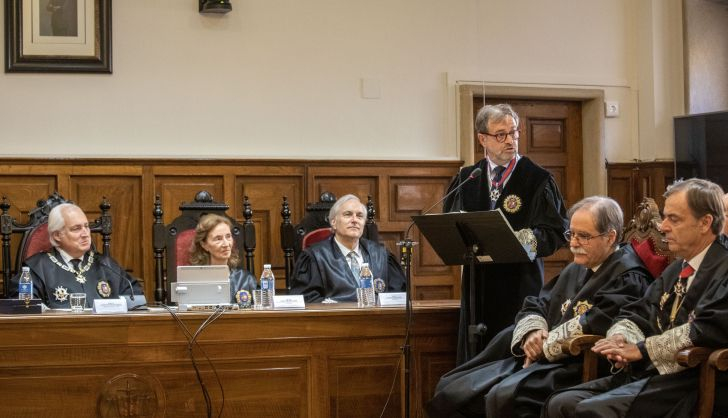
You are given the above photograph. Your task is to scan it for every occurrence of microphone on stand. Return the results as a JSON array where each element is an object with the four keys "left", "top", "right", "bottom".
[
  {"left": 404, "top": 167, "right": 482, "bottom": 238},
  {"left": 398, "top": 166, "right": 481, "bottom": 418},
  {"left": 100, "top": 255, "right": 147, "bottom": 310}
]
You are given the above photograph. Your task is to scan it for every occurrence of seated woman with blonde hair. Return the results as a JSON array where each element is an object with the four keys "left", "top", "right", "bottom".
[{"left": 190, "top": 214, "right": 257, "bottom": 305}]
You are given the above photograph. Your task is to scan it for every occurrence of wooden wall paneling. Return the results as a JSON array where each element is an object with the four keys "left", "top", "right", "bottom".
[
  {"left": 153, "top": 175, "right": 226, "bottom": 224},
  {"left": 389, "top": 176, "right": 459, "bottom": 300},
  {"left": 607, "top": 161, "right": 674, "bottom": 226},
  {"left": 327, "top": 354, "right": 402, "bottom": 418},
  {"left": 235, "top": 175, "right": 305, "bottom": 282},
  {"left": 0, "top": 175, "right": 57, "bottom": 293},
  {"left": 0, "top": 302, "right": 459, "bottom": 417},
  {"left": 1, "top": 159, "right": 465, "bottom": 302},
  {"left": 69, "top": 175, "right": 144, "bottom": 280},
  {"left": 311, "top": 177, "right": 378, "bottom": 212},
  {"left": 606, "top": 165, "right": 636, "bottom": 223},
  {"left": 377, "top": 231, "right": 403, "bottom": 265}
]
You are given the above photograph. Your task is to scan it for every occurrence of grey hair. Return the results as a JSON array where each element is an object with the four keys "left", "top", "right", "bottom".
[
  {"left": 567, "top": 196, "right": 624, "bottom": 246},
  {"left": 664, "top": 178, "right": 725, "bottom": 235},
  {"left": 328, "top": 194, "right": 366, "bottom": 226},
  {"left": 48, "top": 203, "right": 82, "bottom": 247},
  {"left": 474, "top": 104, "right": 520, "bottom": 134}
]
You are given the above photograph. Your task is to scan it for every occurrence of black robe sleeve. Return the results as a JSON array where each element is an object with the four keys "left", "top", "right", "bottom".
[
  {"left": 290, "top": 250, "right": 327, "bottom": 303},
  {"left": 386, "top": 252, "right": 406, "bottom": 292},
  {"left": 579, "top": 270, "right": 650, "bottom": 335},
  {"left": 229, "top": 268, "right": 257, "bottom": 302},
  {"left": 528, "top": 177, "right": 569, "bottom": 258}
]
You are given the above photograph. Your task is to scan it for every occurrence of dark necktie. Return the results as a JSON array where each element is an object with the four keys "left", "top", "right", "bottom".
[
  {"left": 492, "top": 165, "right": 506, "bottom": 184},
  {"left": 348, "top": 251, "right": 361, "bottom": 278},
  {"left": 490, "top": 166, "right": 506, "bottom": 209},
  {"left": 71, "top": 258, "right": 81, "bottom": 272},
  {"left": 670, "top": 262, "right": 694, "bottom": 323}
]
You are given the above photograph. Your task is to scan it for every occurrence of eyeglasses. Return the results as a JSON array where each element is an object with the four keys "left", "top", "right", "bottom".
[
  {"left": 564, "top": 230, "right": 609, "bottom": 244},
  {"left": 482, "top": 129, "right": 520, "bottom": 143}
]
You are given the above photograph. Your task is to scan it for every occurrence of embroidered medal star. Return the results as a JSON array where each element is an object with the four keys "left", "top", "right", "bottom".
[
  {"left": 560, "top": 299, "right": 571, "bottom": 315},
  {"left": 54, "top": 286, "right": 69, "bottom": 302}
]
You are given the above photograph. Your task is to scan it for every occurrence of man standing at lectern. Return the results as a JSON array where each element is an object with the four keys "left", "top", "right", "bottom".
[{"left": 444, "top": 103, "right": 568, "bottom": 363}]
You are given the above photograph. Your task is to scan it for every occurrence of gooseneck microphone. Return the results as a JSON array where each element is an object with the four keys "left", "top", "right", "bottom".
[
  {"left": 100, "top": 255, "right": 147, "bottom": 309},
  {"left": 404, "top": 167, "right": 482, "bottom": 238},
  {"left": 397, "top": 166, "right": 482, "bottom": 418}
]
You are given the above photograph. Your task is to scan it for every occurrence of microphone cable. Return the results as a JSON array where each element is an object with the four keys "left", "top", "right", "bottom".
[
  {"left": 387, "top": 165, "right": 482, "bottom": 417},
  {"left": 160, "top": 304, "right": 227, "bottom": 418}
]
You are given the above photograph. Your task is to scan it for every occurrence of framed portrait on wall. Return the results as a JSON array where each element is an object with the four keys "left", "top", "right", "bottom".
[{"left": 4, "top": 0, "right": 111, "bottom": 73}]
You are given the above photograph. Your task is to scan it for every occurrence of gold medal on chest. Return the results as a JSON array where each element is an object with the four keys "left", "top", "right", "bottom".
[
  {"left": 97, "top": 280, "right": 112, "bottom": 298},
  {"left": 503, "top": 195, "right": 522, "bottom": 213},
  {"left": 235, "top": 289, "right": 251, "bottom": 306},
  {"left": 560, "top": 299, "right": 571, "bottom": 315},
  {"left": 659, "top": 292, "right": 670, "bottom": 311},
  {"left": 54, "top": 286, "right": 69, "bottom": 302},
  {"left": 572, "top": 300, "right": 593, "bottom": 317}
]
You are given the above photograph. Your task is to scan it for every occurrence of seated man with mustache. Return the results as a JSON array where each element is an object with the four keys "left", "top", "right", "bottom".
[
  {"left": 290, "top": 194, "right": 406, "bottom": 303},
  {"left": 427, "top": 196, "right": 652, "bottom": 418}
]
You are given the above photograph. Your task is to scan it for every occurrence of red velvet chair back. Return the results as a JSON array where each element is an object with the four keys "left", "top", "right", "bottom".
[
  {"left": 174, "top": 229, "right": 196, "bottom": 267},
  {"left": 152, "top": 190, "right": 256, "bottom": 304},
  {"left": 1, "top": 192, "right": 112, "bottom": 297},
  {"left": 302, "top": 227, "right": 333, "bottom": 250},
  {"left": 623, "top": 197, "right": 674, "bottom": 279},
  {"left": 20, "top": 224, "right": 52, "bottom": 261}
]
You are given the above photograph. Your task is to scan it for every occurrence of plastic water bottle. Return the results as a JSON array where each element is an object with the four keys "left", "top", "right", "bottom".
[
  {"left": 358, "top": 263, "right": 375, "bottom": 308},
  {"left": 18, "top": 266, "right": 33, "bottom": 301},
  {"left": 260, "top": 264, "right": 274, "bottom": 309}
]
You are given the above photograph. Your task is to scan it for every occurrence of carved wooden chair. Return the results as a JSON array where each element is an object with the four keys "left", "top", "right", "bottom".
[
  {"left": 0, "top": 192, "right": 112, "bottom": 297},
  {"left": 561, "top": 198, "right": 728, "bottom": 417},
  {"left": 152, "top": 190, "right": 255, "bottom": 303},
  {"left": 561, "top": 197, "right": 675, "bottom": 382},
  {"left": 280, "top": 192, "right": 379, "bottom": 290},
  {"left": 675, "top": 324, "right": 728, "bottom": 417}
]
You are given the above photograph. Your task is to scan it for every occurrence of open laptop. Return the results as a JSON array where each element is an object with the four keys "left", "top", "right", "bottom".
[{"left": 173, "top": 265, "right": 231, "bottom": 307}]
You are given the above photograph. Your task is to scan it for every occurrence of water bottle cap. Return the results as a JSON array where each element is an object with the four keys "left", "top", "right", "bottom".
[
  {"left": 263, "top": 264, "right": 271, "bottom": 269},
  {"left": 22, "top": 266, "right": 30, "bottom": 272}
]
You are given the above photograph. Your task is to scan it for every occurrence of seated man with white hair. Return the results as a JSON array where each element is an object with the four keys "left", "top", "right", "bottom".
[
  {"left": 9, "top": 203, "right": 143, "bottom": 308},
  {"left": 290, "top": 194, "right": 406, "bottom": 302}
]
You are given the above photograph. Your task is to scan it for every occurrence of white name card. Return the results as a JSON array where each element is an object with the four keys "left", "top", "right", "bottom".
[
  {"left": 378, "top": 292, "right": 407, "bottom": 307},
  {"left": 273, "top": 295, "right": 306, "bottom": 310},
  {"left": 93, "top": 298, "right": 128, "bottom": 314}
]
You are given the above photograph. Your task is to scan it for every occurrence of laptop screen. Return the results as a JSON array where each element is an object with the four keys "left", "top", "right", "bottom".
[{"left": 176, "top": 265, "right": 230, "bottom": 283}]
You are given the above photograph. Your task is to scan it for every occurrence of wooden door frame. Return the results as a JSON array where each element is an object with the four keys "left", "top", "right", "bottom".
[{"left": 457, "top": 84, "right": 606, "bottom": 196}]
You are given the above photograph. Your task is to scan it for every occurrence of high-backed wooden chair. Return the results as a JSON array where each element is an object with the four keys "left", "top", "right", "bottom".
[
  {"left": 280, "top": 192, "right": 379, "bottom": 290},
  {"left": 0, "top": 192, "right": 112, "bottom": 297},
  {"left": 561, "top": 197, "right": 674, "bottom": 382},
  {"left": 152, "top": 190, "right": 255, "bottom": 303}
]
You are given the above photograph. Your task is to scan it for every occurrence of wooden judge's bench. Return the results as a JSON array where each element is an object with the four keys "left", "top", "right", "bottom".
[{"left": 0, "top": 301, "right": 458, "bottom": 417}]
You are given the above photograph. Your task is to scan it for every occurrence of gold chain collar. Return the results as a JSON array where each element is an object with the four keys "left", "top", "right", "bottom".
[{"left": 47, "top": 251, "right": 95, "bottom": 284}]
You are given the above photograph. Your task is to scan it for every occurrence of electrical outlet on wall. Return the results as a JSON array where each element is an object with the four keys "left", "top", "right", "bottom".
[{"left": 605, "top": 101, "right": 620, "bottom": 118}]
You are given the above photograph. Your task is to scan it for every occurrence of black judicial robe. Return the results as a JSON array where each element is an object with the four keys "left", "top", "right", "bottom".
[
  {"left": 290, "top": 236, "right": 406, "bottom": 303},
  {"left": 444, "top": 156, "right": 568, "bottom": 363},
  {"left": 426, "top": 244, "right": 650, "bottom": 418},
  {"left": 544, "top": 238, "right": 728, "bottom": 418},
  {"left": 228, "top": 268, "right": 257, "bottom": 303},
  {"left": 9, "top": 248, "right": 143, "bottom": 309}
]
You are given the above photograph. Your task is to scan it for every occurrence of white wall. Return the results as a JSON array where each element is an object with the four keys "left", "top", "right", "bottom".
[
  {"left": 0, "top": 0, "right": 684, "bottom": 162},
  {"left": 684, "top": 0, "right": 728, "bottom": 114}
]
